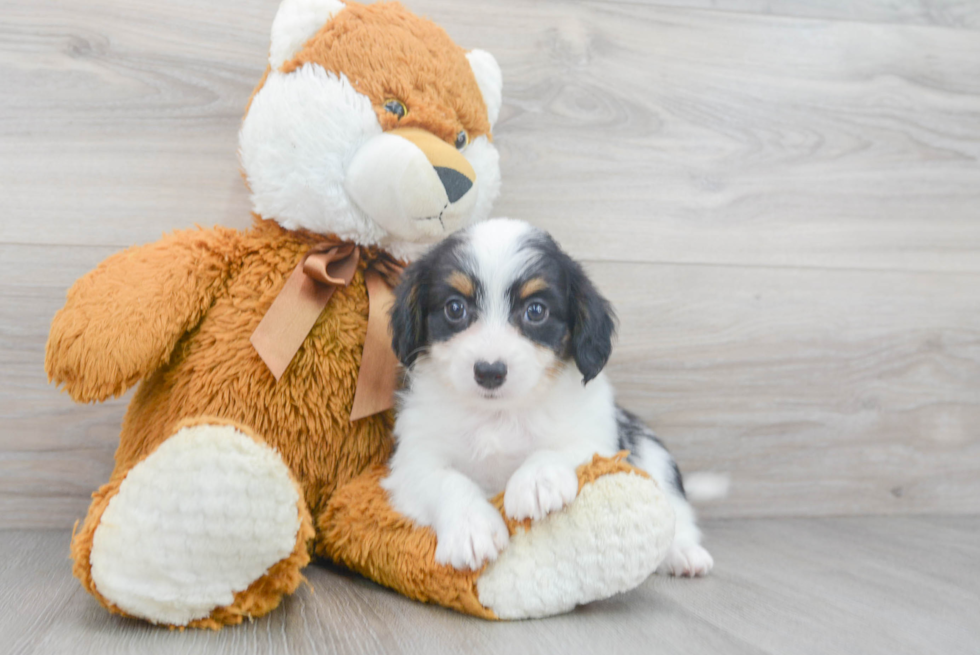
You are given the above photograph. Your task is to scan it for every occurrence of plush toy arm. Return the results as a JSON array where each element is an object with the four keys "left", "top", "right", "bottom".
[{"left": 46, "top": 227, "right": 243, "bottom": 403}]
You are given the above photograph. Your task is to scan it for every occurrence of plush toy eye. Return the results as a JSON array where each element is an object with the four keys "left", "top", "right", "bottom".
[
  {"left": 384, "top": 99, "right": 407, "bottom": 119},
  {"left": 454, "top": 130, "right": 468, "bottom": 150},
  {"left": 445, "top": 298, "right": 468, "bottom": 322},
  {"left": 524, "top": 301, "right": 548, "bottom": 324}
]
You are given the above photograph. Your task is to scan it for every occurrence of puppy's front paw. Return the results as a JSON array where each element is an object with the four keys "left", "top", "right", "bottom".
[
  {"left": 434, "top": 501, "right": 509, "bottom": 571},
  {"left": 504, "top": 460, "right": 579, "bottom": 521}
]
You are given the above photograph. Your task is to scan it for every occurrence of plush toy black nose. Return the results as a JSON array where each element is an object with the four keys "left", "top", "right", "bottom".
[
  {"left": 434, "top": 166, "right": 473, "bottom": 204},
  {"left": 474, "top": 360, "right": 507, "bottom": 389}
]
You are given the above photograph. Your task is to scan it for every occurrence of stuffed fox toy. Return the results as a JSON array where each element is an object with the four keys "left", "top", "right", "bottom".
[{"left": 45, "top": 0, "right": 674, "bottom": 628}]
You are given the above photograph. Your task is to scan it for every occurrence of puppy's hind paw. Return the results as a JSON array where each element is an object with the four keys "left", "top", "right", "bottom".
[
  {"left": 435, "top": 502, "right": 509, "bottom": 571},
  {"left": 658, "top": 543, "right": 714, "bottom": 577},
  {"left": 504, "top": 459, "right": 579, "bottom": 522}
]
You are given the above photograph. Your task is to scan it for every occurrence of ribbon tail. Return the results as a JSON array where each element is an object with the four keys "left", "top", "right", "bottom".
[
  {"left": 251, "top": 261, "right": 338, "bottom": 380},
  {"left": 350, "top": 269, "right": 401, "bottom": 422}
]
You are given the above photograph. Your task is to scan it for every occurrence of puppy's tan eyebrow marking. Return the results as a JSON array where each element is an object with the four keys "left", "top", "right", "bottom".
[
  {"left": 519, "top": 277, "right": 549, "bottom": 299},
  {"left": 446, "top": 270, "right": 474, "bottom": 297}
]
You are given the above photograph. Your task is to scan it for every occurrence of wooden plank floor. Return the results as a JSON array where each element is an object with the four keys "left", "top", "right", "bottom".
[{"left": 2, "top": 516, "right": 978, "bottom": 655}]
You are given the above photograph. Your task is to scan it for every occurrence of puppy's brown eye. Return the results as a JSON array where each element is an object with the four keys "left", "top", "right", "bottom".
[
  {"left": 445, "top": 298, "right": 467, "bottom": 322},
  {"left": 384, "top": 99, "right": 407, "bottom": 119},
  {"left": 454, "top": 130, "right": 468, "bottom": 150},
  {"left": 524, "top": 301, "right": 548, "bottom": 324}
]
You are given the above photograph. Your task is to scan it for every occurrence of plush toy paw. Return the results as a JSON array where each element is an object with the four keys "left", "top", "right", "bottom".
[
  {"left": 503, "top": 458, "right": 579, "bottom": 521},
  {"left": 85, "top": 422, "right": 309, "bottom": 626},
  {"left": 658, "top": 542, "right": 714, "bottom": 577},
  {"left": 477, "top": 466, "right": 675, "bottom": 619},
  {"left": 435, "top": 500, "right": 510, "bottom": 570}
]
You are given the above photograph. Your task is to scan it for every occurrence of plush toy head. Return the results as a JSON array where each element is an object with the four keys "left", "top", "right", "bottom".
[{"left": 240, "top": 0, "right": 503, "bottom": 260}]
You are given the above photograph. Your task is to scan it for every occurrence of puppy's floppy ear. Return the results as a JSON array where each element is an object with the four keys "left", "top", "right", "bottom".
[
  {"left": 389, "top": 262, "right": 427, "bottom": 367},
  {"left": 565, "top": 257, "right": 616, "bottom": 384}
]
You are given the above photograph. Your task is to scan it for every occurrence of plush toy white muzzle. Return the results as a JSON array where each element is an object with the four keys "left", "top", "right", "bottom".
[{"left": 346, "top": 127, "right": 479, "bottom": 241}]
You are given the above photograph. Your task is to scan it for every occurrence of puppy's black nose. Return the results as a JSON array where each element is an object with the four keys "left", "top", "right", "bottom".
[{"left": 474, "top": 360, "right": 507, "bottom": 389}]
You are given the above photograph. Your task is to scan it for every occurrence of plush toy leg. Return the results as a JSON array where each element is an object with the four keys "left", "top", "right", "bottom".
[
  {"left": 71, "top": 417, "right": 315, "bottom": 629},
  {"left": 317, "top": 454, "right": 675, "bottom": 619}
]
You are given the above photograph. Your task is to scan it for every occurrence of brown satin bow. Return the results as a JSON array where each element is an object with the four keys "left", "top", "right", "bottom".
[{"left": 249, "top": 243, "right": 405, "bottom": 422}]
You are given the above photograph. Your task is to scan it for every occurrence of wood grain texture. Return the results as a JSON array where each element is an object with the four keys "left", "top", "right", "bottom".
[
  {"left": 4, "top": 0, "right": 980, "bottom": 272},
  {"left": 2, "top": 0, "right": 979, "bottom": 527},
  {"left": 2, "top": 517, "right": 978, "bottom": 654},
  {"left": 597, "top": 261, "right": 980, "bottom": 518},
  {"left": 0, "top": 245, "right": 126, "bottom": 528},
  {"left": 479, "top": 0, "right": 980, "bottom": 273},
  {"left": 611, "top": 0, "right": 980, "bottom": 29}
]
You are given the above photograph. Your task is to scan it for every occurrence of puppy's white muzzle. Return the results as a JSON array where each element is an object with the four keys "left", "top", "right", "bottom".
[
  {"left": 345, "top": 128, "right": 478, "bottom": 242},
  {"left": 432, "top": 323, "right": 555, "bottom": 406}
]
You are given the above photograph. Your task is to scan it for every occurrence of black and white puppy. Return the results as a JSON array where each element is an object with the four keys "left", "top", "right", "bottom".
[{"left": 382, "top": 218, "right": 712, "bottom": 576}]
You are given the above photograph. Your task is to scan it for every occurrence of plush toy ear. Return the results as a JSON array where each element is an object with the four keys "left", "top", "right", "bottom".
[
  {"left": 565, "top": 258, "right": 616, "bottom": 384},
  {"left": 269, "top": 0, "right": 346, "bottom": 70},
  {"left": 466, "top": 49, "right": 503, "bottom": 128},
  {"left": 389, "top": 264, "right": 428, "bottom": 368}
]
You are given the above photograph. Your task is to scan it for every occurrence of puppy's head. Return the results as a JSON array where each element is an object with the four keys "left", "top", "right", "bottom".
[{"left": 390, "top": 219, "right": 615, "bottom": 404}]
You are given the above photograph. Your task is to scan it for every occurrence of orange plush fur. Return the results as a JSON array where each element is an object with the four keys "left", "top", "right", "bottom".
[
  {"left": 280, "top": 2, "right": 491, "bottom": 144},
  {"left": 50, "top": 219, "right": 391, "bottom": 627}
]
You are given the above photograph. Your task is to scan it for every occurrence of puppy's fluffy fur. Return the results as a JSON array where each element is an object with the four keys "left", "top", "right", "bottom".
[{"left": 382, "top": 219, "right": 712, "bottom": 576}]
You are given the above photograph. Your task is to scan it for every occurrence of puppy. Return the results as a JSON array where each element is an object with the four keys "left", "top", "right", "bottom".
[{"left": 382, "top": 218, "right": 712, "bottom": 576}]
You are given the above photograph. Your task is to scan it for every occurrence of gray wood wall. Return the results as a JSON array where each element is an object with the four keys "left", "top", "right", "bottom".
[{"left": 2, "top": 0, "right": 978, "bottom": 528}]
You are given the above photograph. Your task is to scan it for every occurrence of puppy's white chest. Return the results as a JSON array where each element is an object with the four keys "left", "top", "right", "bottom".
[{"left": 453, "top": 417, "right": 540, "bottom": 496}]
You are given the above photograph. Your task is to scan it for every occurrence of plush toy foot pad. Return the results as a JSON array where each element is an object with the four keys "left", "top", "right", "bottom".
[
  {"left": 476, "top": 467, "right": 675, "bottom": 619},
  {"left": 88, "top": 423, "right": 303, "bottom": 625}
]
